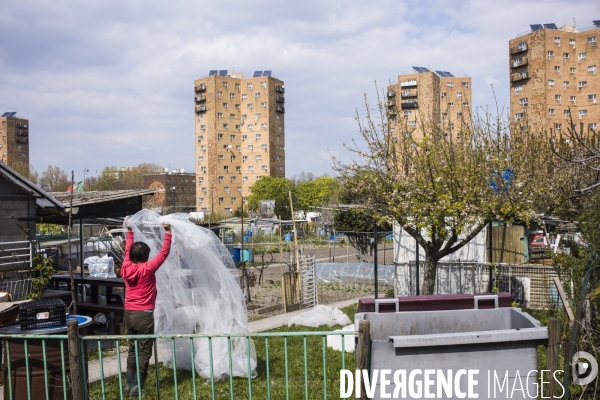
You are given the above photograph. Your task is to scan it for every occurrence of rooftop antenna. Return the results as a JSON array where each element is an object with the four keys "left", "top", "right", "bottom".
[{"left": 573, "top": 18, "right": 576, "bottom": 28}]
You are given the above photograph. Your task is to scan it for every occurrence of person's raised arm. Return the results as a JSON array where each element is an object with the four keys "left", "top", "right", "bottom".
[
  {"left": 146, "top": 223, "right": 172, "bottom": 274},
  {"left": 123, "top": 217, "right": 134, "bottom": 263}
]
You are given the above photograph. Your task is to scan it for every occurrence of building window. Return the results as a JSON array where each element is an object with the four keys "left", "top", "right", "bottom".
[
  {"left": 237, "top": 187, "right": 242, "bottom": 192},
  {"left": 279, "top": 166, "right": 283, "bottom": 172},
  {"left": 235, "top": 104, "right": 240, "bottom": 110},
  {"left": 588, "top": 36, "right": 597, "bottom": 44},
  {"left": 223, "top": 102, "right": 228, "bottom": 109},
  {"left": 520, "top": 125, "right": 528, "bottom": 132},
  {"left": 588, "top": 65, "right": 597, "bottom": 73},
  {"left": 261, "top": 102, "right": 267, "bottom": 109},
  {"left": 248, "top": 124, "right": 253, "bottom": 130},
  {"left": 570, "top": 96, "right": 577, "bottom": 104},
  {"left": 548, "top": 51, "right": 554, "bottom": 59},
  {"left": 247, "top": 103, "right": 253, "bottom": 109},
  {"left": 198, "top": 156, "right": 203, "bottom": 163},
  {"left": 236, "top": 145, "right": 241, "bottom": 151},
  {"left": 514, "top": 85, "right": 523, "bottom": 95},
  {"left": 555, "top": 94, "right": 561, "bottom": 102},
  {"left": 262, "top": 165, "right": 268, "bottom": 171},
  {"left": 589, "top": 123, "right": 597, "bottom": 132},
  {"left": 277, "top": 156, "right": 281, "bottom": 161},
  {"left": 224, "top": 166, "right": 229, "bottom": 172},
  {"left": 588, "top": 94, "right": 597, "bottom": 103},
  {"left": 218, "top": 176, "right": 224, "bottom": 183},
  {"left": 217, "top": 91, "right": 223, "bottom": 98},
  {"left": 235, "top": 83, "right": 240, "bottom": 89},
  {"left": 462, "top": 81, "right": 469, "bottom": 87},
  {"left": 201, "top": 166, "right": 207, "bottom": 173},
  {"left": 579, "top": 81, "right": 588, "bottom": 90},
  {"left": 247, "top": 83, "right": 252, "bottom": 88},
  {"left": 255, "top": 92, "right": 260, "bottom": 98},
  {"left": 230, "top": 134, "right": 236, "bottom": 140},
  {"left": 462, "top": 102, "right": 469, "bottom": 108},
  {"left": 456, "top": 92, "right": 462, "bottom": 98},
  {"left": 256, "top": 134, "right": 262, "bottom": 140},
  {"left": 442, "top": 112, "right": 448, "bottom": 118},
  {"left": 518, "top": 42, "right": 527, "bottom": 51},
  {"left": 217, "top": 134, "right": 223, "bottom": 140},
  {"left": 563, "top": 53, "right": 569, "bottom": 60},
  {"left": 236, "top": 166, "right": 241, "bottom": 171},
  {"left": 223, "top": 82, "right": 228, "bottom": 88},
  {"left": 256, "top": 155, "right": 262, "bottom": 161},
  {"left": 224, "top": 187, "right": 230, "bottom": 193},
  {"left": 230, "top": 93, "right": 235, "bottom": 99},
  {"left": 579, "top": 110, "right": 588, "bottom": 117},
  {"left": 555, "top": 123, "right": 561, "bottom": 130},
  {"left": 564, "top": 81, "right": 570, "bottom": 88},
  {"left": 243, "top": 177, "right": 248, "bottom": 182},
  {"left": 242, "top": 134, "right": 247, "bottom": 141},
  {"left": 278, "top": 126, "right": 283, "bottom": 131},
  {"left": 456, "top": 112, "right": 463, "bottom": 118},
  {"left": 579, "top": 52, "right": 587, "bottom": 61},
  {"left": 199, "top": 198, "right": 204, "bottom": 204},
  {"left": 255, "top": 113, "right": 261, "bottom": 119},
  {"left": 447, "top": 82, "right": 453, "bottom": 88},
  {"left": 198, "top": 177, "right": 203, "bottom": 183},
  {"left": 248, "top": 166, "right": 254, "bottom": 171},
  {"left": 230, "top": 114, "right": 235, "bottom": 120},
  {"left": 261, "top": 123, "right": 267, "bottom": 129},
  {"left": 223, "top": 124, "right": 229, "bottom": 129},
  {"left": 564, "top": 110, "right": 570, "bottom": 117},
  {"left": 450, "top": 123, "right": 455, "bottom": 130},
  {"left": 217, "top": 113, "right": 223, "bottom": 119},
  {"left": 279, "top": 146, "right": 283, "bottom": 151},
  {"left": 248, "top": 145, "right": 254, "bottom": 151},
  {"left": 241, "top": 94, "right": 247, "bottom": 100},
  {"left": 231, "top": 176, "right": 237, "bottom": 183},
  {"left": 515, "top": 113, "right": 524, "bottom": 121},
  {"left": 201, "top": 145, "right": 206, "bottom": 152},
  {"left": 218, "top": 154, "right": 224, "bottom": 160},
  {"left": 230, "top": 155, "right": 235, "bottom": 161},
  {"left": 447, "top": 102, "right": 454, "bottom": 108},
  {"left": 408, "top": 121, "right": 417, "bottom": 128},
  {"left": 554, "top": 37, "right": 560, "bottom": 44},
  {"left": 520, "top": 98, "right": 528, "bottom": 107},
  {"left": 200, "top": 125, "right": 206, "bottom": 131},
  {"left": 554, "top": 66, "right": 560, "bottom": 73},
  {"left": 242, "top": 155, "right": 248, "bottom": 161},
  {"left": 197, "top": 135, "right": 203, "bottom": 142},
  {"left": 548, "top": 80, "right": 555, "bottom": 87},
  {"left": 569, "top": 39, "right": 575, "bottom": 46},
  {"left": 262, "top": 144, "right": 267, "bottom": 150},
  {"left": 276, "top": 115, "right": 280, "bottom": 120},
  {"left": 261, "top": 81, "right": 266, "bottom": 88},
  {"left": 570, "top": 68, "right": 576, "bottom": 75},
  {"left": 548, "top": 109, "right": 555, "bottom": 116},
  {"left": 218, "top": 198, "right": 224, "bottom": 204},
  {"left": 441, "top": 92, "right": 447, "bottom": 98}
]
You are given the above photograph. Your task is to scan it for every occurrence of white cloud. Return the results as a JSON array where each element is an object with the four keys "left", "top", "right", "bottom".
[{"left": 0, "top": 0, "right": 597, "bottom": 180}]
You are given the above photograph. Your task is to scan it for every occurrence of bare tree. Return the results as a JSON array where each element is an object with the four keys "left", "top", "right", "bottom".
[{"left": 39, "top": 165, "right": 70, "bottom": 192}]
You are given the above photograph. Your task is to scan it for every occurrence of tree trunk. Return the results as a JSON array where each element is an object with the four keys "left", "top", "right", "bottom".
[{"left": 421, "top": 255, "right": 438, "bottom": 295}]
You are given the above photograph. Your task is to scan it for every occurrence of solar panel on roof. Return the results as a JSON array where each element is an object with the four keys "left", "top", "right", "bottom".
[
  {"left": 543, "top": 23, "right": 557, "bottom": 30},
  {"left": 443, "top": 71, "right": 454, "bottom": 77},
  {"left": 435, "top": 71, "right": 444, "bottom": 77},
  {"left": 412, "top": 66, "right": 430, "bottom": 73},
  {"left": 209, "top": 70, "right": 218, "bottom": 76},
  {"left": 1, "top": 112, "right": 8, "bottom": 117},
  {"left": 594, "top": 20, "right": 600, "bottom": 28},
  {"left": 218, "top": 70, "right": 227, "bottom": 76},
  {"left": 253, "top": 71, "right": 262, "bottom": 77},
  {"left": 262, "top": 70, "right": 272, "bottom": 76},
  {"left": 530, "top": 24, "right": 543, "bottom": 32},
  {"left": 8, "top": 112, "right": 16, "bottom": 117}
]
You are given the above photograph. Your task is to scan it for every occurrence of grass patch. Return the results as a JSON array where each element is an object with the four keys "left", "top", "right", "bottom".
[{"left": 89, "top": 305, "right": 358, "bottom": 399}]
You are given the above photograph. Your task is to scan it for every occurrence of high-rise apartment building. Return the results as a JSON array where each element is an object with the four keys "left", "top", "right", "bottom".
[
  {"left": 387, "top": 67, "right": 472, "bottom": 137},
  {"left": 0, "top": 112, "right": 29, "bottom": 173},
  {"left": 509, "top": 21, "right": 600, "bottom": 133},
  {"left": 194, "top": 70, "right": 286, "bottom": 215},
  {"left": 143, "top": 170, "right": 196, "bottom": 212}
]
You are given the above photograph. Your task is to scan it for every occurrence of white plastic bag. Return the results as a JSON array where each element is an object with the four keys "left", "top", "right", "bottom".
[
  {"left": 85, "top": 255, "right": 116, "bottom": 278},
  {"left": 287, "top": 305, "right": 351, "bottom": 327}
]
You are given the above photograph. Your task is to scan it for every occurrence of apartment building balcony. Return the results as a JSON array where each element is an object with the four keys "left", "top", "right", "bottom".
[
  {"left": 511, "top": 71, "right": 529, "bottom": 82},
  {"left": 276, "top": 85, "right": 285, "bottom": 93},
  {"left": 276, "top": 95, "right": 285, "bottom": 103},
  {"left": 16, "top": 130, "right": 28, "bottom": 136},
  {"left": 510, "top": 57, "right": 529, "bottom": 69},
  {"left": 401, "top": 101, "right": 418, "bottom": 109},
  {"left": 400, "top": 80, "right": 417, "bottom": 88},
  {"left": 401, "top": 89, "right": 418, "bottom": 98},
  {"left": 195, "top": 94, "right": 206, "bottom": 102},
  {"left": 387, "top": 90, "right": 396, "bottom": 98},
  {"left": 195, "top": 83, "right": 206, "bottom": 92},
  {"left": 276, "top": 106, "right": 285, "bottom": 113},
  {"left": 509, "top": 44, "right": 528, "bottom": 55},
  {"left": 16, "top": 123, "right": 28, "bottom": 128},
  {"left": 387, "top": 100, "right": 396, "bottom": 107},
  {"left": 195, "top": 104, "right": 207, "bottom": 113},
  {"left": 387, "top": 108, "right": 397, "bottom": 116},
  {"left": 16, "top": 138, "right": 28, "bottom": 144}
]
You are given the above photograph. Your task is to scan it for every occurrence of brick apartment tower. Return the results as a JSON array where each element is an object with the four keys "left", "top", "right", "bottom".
[
  {"left": 0, "top": 112, "right": 29, "bottom": 174},
  {"left": 194, "top": 70, "right": 286, "bottom": 215},
  {"left": 509, "top": 21, "right": 600, "bottom": 133},
  {"left": 387, "top": 67, "right": 472, "bottom": 138}
]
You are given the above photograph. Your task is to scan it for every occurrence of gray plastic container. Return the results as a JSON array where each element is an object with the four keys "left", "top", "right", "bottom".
[{"left": 355, "top": 296, "right": 548, "bottom": 399}]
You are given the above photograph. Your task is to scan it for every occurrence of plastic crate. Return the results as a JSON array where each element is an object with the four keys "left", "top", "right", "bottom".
[{"left": 19, "top": 299, "right": 67, "bottom": 330}]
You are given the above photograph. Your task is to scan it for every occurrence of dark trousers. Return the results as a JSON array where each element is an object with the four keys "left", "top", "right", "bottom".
[{"left": 124, "top": 310, "right": 154, "bottom": 374}]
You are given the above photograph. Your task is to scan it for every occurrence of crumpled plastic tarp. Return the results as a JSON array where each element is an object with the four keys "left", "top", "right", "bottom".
[
  {"left": 84, "top": 255, "right": 116, "bottom": 278},
  {"left": 125, "top": 210, "right": 256, "bottom": 380},
  {"left": 287, "top": 305, "right": 351, "bottom": 327}
]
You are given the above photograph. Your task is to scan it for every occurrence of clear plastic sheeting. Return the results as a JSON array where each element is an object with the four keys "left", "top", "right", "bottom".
[
  {"left": 84, "top": 255, "right": 116, "bottom": 278},
  {"left": 126, "top": 210, "right": 255, "bottom": 380},
  {"left": 316, "top": 263, "right": 395, "bottom": 285},
  {"left": 287, "top": 305, "right": 352, "bottom": 327}
]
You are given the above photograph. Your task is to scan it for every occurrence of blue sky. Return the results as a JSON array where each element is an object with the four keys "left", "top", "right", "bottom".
[{"left": 0, "top": 0, "right": 598, "bottom": 182}]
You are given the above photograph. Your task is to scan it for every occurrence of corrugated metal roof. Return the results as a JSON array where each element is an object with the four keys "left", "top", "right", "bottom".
[
  {"left": 49, "top": 189, "right": 163, "bottom": 207},
  {"left": 0, "top": 161, "right": 64, "bottom": 209}
]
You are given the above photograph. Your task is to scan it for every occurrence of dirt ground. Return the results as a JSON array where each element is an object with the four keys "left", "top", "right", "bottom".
[{"left": 242, "top": 246, "right": 395, "bottom": 321}]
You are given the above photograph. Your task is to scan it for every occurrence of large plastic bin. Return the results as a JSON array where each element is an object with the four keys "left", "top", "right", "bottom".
[
  {"left": 355, "top": 295, "right": 548, "bottom": 399},
  {"left": 357, "top": 292, "right": 512, "bottom": 313}
]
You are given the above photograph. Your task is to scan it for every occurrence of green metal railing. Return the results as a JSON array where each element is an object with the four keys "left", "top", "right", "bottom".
[{"left": 1, "top": 330, "right": 357, "bottom": 400}]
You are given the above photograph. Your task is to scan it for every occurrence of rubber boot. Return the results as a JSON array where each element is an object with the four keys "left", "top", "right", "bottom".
[
  {"left": 125, "top": 370, "right": 136, "bottom": 393},
  {"left": 129, "top": 372, "right": 148, "bottom": 397}
]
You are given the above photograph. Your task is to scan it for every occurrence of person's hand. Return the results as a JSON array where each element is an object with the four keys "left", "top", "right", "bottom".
[
  {"left": 125, "top": 217, "right": 132, "bottom": 232},
  {"left": 163, "top": 223, "right": 171, "bottom": 232}
]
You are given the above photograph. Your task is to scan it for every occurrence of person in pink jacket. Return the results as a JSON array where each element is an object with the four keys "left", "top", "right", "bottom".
[{"left": 121, "top": 218, "right": 172, "bottom": 396}]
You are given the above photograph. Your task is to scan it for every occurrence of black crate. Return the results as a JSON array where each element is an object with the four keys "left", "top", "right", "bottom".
[{"left": 19, "top": 299, "right": 67, "bottom": 330}]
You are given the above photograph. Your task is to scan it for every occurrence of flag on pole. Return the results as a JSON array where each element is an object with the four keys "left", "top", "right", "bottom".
[{"left": 66, "top": 181, "right": 84, "bottom": 192}]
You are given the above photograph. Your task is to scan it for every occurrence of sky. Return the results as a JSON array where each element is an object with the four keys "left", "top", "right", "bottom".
[{"left": 1, "top": 0, "right": 598, "bottom": 182}]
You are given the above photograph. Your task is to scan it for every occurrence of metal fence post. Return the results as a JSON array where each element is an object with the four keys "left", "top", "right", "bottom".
[
  {"left": 68, "top": 320, "right": 85, "bottom": 400},
  {"left": 356, "top": 319, "right": 370, "bottom": 400}
]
